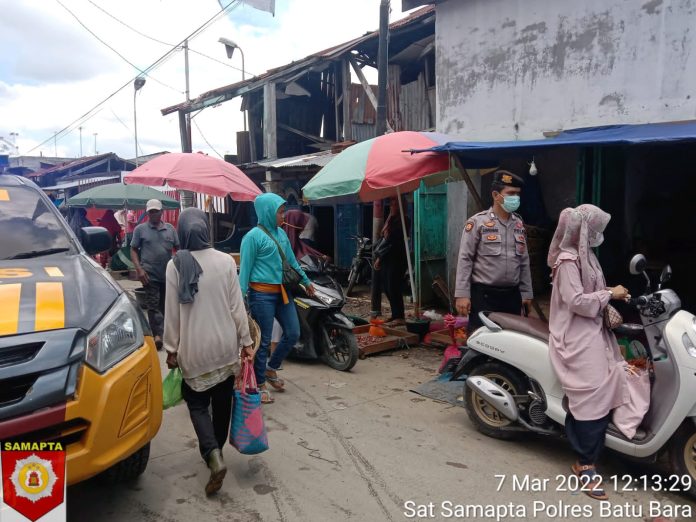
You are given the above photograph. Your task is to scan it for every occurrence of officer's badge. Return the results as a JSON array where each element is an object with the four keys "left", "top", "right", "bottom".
[
  {"left": 484, "top": 221, "right": 495, "bottom": 227},
  {"left": 502, "top": 174, "right": 513, "bottom": 184},
  {"left": 465, "top": 222, "right": 474, "bottom": 233},
  {"left": 486, "top": 235, "right": 498, "bottom": 241}
]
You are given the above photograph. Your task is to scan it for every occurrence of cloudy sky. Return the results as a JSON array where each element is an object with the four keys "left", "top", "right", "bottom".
[{"left": 0, "top": 0, "right": 411, "bottom": 160}]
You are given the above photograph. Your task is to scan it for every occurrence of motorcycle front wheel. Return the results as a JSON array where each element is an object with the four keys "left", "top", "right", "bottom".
[
  {"left": 668, "top": 421, "right": 696, "bottom": 500},
  {"left": 320, "top": 327, "right": 359, "bottom": 372},
  {"left": 345, "top": 261, "right": 361, "bottom": 296}
]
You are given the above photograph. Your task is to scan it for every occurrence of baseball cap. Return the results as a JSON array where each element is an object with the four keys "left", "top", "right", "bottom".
[{"left": 146, "top": 199, "right": 163, "bottom": 212}]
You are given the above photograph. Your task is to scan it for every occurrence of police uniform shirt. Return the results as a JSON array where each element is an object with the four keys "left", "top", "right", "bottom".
[{"left": 455, "top": 208, "right": 533, "bottom": 300}]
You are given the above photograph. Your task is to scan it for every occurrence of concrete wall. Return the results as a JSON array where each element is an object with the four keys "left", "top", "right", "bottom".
[{"left": 436, "top": 0, "right": 696, "bottom": 140}]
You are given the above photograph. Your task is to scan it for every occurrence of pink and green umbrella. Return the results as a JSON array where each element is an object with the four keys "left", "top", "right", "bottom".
[
  {"left": 303, "top": 131, "right": 458, "bottom": 312},
  {"left": 302, "top": 131, "right": 456, "bottom": 203}
]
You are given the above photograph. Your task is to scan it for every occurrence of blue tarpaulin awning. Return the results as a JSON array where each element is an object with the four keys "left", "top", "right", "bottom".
[{"left": 412, "top": 121, "right": 696, "bottom": 167}]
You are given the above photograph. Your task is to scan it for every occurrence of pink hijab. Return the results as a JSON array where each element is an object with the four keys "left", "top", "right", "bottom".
[{"left": 547, "top": 204, "right": 611, "bottom": 292}]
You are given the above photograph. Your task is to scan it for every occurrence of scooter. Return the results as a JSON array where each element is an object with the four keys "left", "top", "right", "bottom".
[
  {"left": 452, "top": 254, "right": 696, "bottom": 498},
  {"left": 290, "top": 254, "right": 359, "bottom": 372}
]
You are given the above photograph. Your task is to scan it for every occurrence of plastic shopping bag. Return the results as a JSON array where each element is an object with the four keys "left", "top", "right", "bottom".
[
  {"left": 162, "top": 368, "right": 184, "bottom": 410},
  {"left": 230, "top": 361, "right": 269, "bottom": 455}
]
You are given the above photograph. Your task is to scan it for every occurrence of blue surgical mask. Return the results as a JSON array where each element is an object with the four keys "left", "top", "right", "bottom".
[{"left": 501, "top": 195, "right": 520, "bottom": 213}]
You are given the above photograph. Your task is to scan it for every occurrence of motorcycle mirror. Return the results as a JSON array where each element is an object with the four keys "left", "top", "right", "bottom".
[
  {"left": 629, "top": 254, "right": 647, "bottom": 275},
  {"left": 659, "top": 265, "right": 672, "bottom": 286}
]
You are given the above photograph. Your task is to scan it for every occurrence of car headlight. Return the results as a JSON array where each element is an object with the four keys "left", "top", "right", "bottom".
[
  {"left": 86, "top": 293, "right": 144, "bottom": 373},
  {"left": 682, "top": 332, "right": 696, "bottom": 358}
]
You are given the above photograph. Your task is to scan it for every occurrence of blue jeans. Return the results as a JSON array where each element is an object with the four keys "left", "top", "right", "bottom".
[{"left": 248, "top": 289, "right": 300, "bottom": 386}]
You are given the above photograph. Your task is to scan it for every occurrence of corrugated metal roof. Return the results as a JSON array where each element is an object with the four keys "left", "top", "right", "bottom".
[
  {"left": 29, "top": 153, "right": 129, "bottom": 178},
  {"left": 161, "top": 6, "right": 435, "bottom": 116},
  {"left": 40, "top": 175, "right": 121, "bottom": 190},
  {"left": 252, "top": 150, "right": 337, "bottom": 169}
]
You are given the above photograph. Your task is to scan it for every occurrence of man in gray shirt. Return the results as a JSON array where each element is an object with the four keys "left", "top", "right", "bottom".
[
  {"left": 131, "top": 199, "right": 179, "bottom": 348},
  {"left": 455, "top": 170, "right": 533, "bottom": 332}
]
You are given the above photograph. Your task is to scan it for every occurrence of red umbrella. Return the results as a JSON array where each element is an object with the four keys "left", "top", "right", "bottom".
[{"left": 124, "top": 152, "right": 261, "bottom": 201}]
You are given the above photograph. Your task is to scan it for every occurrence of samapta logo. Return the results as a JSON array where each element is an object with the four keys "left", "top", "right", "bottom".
[
  {"left": 1, "top": 446, "right": 66, "bottom": 522},
  {"left": 11, "top": 455, "right": 58, "bottom": 501}
]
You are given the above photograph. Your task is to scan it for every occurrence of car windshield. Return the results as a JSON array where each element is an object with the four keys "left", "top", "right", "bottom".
[{"left": 0, "top": 185, "right": 76, "bottom": 260}]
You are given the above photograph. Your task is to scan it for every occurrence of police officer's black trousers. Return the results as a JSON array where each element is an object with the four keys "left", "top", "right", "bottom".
[{"left": 468, "top": 283, "right": 522, "bottom": 332}]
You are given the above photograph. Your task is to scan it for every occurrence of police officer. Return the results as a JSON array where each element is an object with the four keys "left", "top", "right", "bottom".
[{"left": 455, "top": 170, "right": 533, "bottom": 331}]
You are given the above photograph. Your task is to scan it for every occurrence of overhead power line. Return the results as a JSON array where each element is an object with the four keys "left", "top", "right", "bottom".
[
  {"left": 54, "top": 0, "right": 183, "bottom": 94},
  {"left": 193, "top": 119, "right": 224, "bottom": 159},
  {"left": 86, "top": 0, "right": 252, "bottom": 76},
  {"left": 26, "top": 0, "right": 242, "bottom": 155}
]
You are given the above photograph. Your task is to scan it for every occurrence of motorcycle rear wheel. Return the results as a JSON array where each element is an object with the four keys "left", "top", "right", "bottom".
[
  {"left": 464, "top": 362, "right": 528, "bottom": 440},
  {"left": 321, "top": 327, "right": 359, "bottom": 371},
  {"left": 668, "top": 421, "right": 696, "bottom": 500}
]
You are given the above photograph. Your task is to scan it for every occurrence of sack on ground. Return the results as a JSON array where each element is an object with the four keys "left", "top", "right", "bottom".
[
  {"left": 162, "top": 368, "right": 184, "bottom": 410},
  {"left": 230, "top": 361, "right": 269, "bottom": 455}
]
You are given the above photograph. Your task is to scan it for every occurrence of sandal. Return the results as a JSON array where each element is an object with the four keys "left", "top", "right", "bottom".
[
  {"left": 571, "top": 463, "right": 609, "bottom": 500},
  {"left": 265, "top": 370, "right": 285, "bottom": 392},
  {"left": 259, "top": 385, "right": 275, "bottom": 404}
]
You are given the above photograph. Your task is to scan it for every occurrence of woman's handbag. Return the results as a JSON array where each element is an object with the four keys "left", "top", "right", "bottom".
[
  {"left": 604, "top": 303, "right": 623, "bottom": 330},
  {"left": 230, "top": 360, "right": 269, "bottom": 455},
  {"left": 258, "top": 225, "right": 303, "bottom": 292}
]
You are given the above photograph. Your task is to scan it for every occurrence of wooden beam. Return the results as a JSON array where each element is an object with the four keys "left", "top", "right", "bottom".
[
  {"left": 333, "top": 65, "right": 340, "bottom": 141},
  {"left": 278, "top": 123, "right": 330, "bottom": 144},
  {"left": 349, "top": 56, "right": 379, "bottom": 111},
  {"left": 342, "top": 59, "right": 352, "bottom": 141},
  {"left": 263, "top": 82, "right": 277, "bottom": 159},
  {"left": 350, "top": 56, "right": 394, "bottom": 132},
  {"left": 452, "top": 153, "right": 484, "bottom": 212}
]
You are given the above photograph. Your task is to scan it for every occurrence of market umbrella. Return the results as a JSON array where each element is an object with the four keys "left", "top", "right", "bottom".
[
  {"left": 66, "top": 183, "right": 180, "bottom": 209},
  {"left": 123, "top": 152, "right": 261, "bottom": 201},
  {"left": 302, "top": 131, "right": 456, "bottom": 203},
  {"left": 302, "top": 131, "right": 459, "bottom": 309}
]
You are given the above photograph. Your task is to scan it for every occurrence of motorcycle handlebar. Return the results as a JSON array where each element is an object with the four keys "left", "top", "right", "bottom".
[{"left": 628, "top": 296, "right": 649, "bottom": 307}]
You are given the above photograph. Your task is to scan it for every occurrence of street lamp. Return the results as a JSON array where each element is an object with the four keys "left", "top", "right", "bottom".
[
  {"left": 133, "top": 77, "right": 146, "bottom": 166},
  {"left": 218, "top": 38, "right": 246, "bottom": 131}
]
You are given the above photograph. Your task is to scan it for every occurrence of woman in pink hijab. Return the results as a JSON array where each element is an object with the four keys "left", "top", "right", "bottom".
[{"left": 548, "top": 204, "right": 631, "bottom": 500}]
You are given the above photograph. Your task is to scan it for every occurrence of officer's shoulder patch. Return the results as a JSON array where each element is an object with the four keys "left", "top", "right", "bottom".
[{"left": 465, "top": 221, "right": 474, "bottom": 233}]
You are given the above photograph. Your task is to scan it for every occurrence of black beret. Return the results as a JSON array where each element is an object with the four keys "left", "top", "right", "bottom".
[{"left": 492, "top": 170, "right": 524, "bottom": 188}]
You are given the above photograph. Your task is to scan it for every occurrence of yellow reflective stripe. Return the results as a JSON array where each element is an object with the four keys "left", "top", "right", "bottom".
[
  {"left": 44, "top": 267, "right": 64, "bottom": 278},
  {"left": 0, "top": 189, "right": 9, "bottom": 201},
  {"left": 35, "top": 282, "right": 65, "bottom": 331},
  {"left": 0, "top": 284, "right": 22, "bottom": 335}
]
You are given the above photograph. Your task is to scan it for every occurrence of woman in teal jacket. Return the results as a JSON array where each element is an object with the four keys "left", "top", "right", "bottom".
[{"left": 240, "top": 193, "right": 315, "bottom": 403}]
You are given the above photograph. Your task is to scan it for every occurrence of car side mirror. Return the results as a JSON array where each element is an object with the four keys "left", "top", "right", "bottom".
[
  {"left": 629, "top": 254, "right": 647, "bottom": 275},
  {"left": 81, "top": 226, "right": 112, "bottom": 255}
]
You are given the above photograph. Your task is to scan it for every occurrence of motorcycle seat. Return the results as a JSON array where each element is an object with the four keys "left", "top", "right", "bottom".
[{"left": 488, "top": 312, "right": 550, "bottom": 342}]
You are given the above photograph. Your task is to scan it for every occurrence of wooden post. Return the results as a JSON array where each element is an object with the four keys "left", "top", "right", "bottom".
[
  {"left": 452, "top": 153, "right": 484, "bottom": 212},
  {"left": 333, "top": 65, "right": 341, "bottom": 141},
  {"left": 342, "top": 58, "right": 352, "bottom": 141},
  {"left": 263, "top": 82, "right": 277, "bottom": 159}
]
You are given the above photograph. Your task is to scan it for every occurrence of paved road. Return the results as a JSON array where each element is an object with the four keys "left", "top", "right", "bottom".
[{"left": 68, "top": 346, "right": 694, "bottom": 522}]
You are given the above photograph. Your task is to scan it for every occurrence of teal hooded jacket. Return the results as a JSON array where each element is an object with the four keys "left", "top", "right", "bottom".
[{"left": 239, "top": 193, "right": 311, "bottom": 295}]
